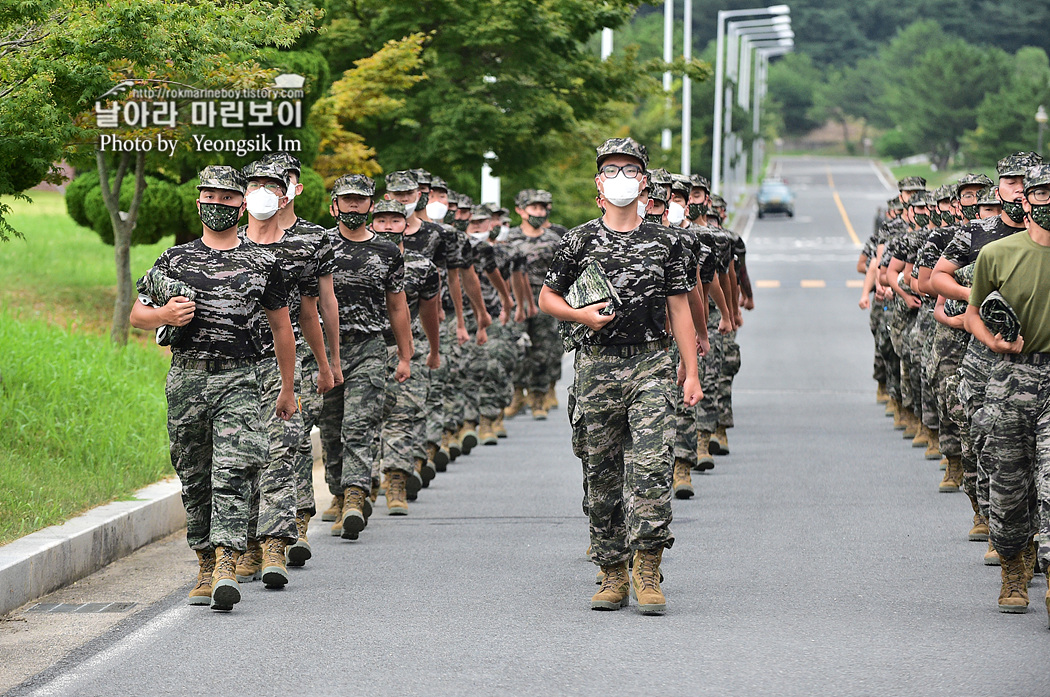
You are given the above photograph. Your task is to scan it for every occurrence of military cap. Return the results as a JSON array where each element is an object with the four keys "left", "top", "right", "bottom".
[
  {"left": 976, "top": 186, "right": 1000, "bottom": 206},
  {"left": 469, "top": 205, "right": 491, "bottom": 221},
  {"left": 1023, "top": 163, "right": 1050, "bottom": 192},
  {"left": 197, "top": 165, "right": 247, "bottom": 194},
  {"left": 515, "top": 189, "right": 543, "bottom": 208},
  {"left": 997, "top": 151, "right": 1043, "bottom": 178},
  {"left": 689, "top": 174, "right": 711, "bottom": 192},
  {"left": 410, "top": 168, "right": 432, "bottom": 186},
  {"left": 447, "top": 191, "right": 460, "bottom": 207},
  {"left": 887, "top": 196, "right": 903, "bottom": 210},
  {"left": 957, "top": 172, "right": 994, "bottom": 189},
  {"left": 258, "top": 151, "right": 301, "bottom": 177},
  {"left": 535, "top": 189, "right": 554, "bottom": 205},
  {"left": 908, "top": 191, "right": 932, "bottom": 207},
  {"left": 385, "top": 170, "right": 418, "bottom": 192},
  {"left": 478, "top": 202, "right": 499, "bottom": 216},
  {"left": 897, "top": 176, "right": 927, "bottom": 191},
  {"left": 933, "top": 185, "right": 954, "bottom": 202},
  {"left": 648, "top": 167, "right": 673, "bottom": 186},
  {"left": 430, "top": 175, "right": 449, "bottom": 192},
  {"left": 332, "top": 173, "right": 376, "bottom": 197},
  {"left": 980, "top": 291, "right": 1021, "bottom": 343},
  {"left": 496, "top": 207, "right": 510, "bottom": 218},
  {"left": 459, "top": 194, "right": 475, "bottom": 208},
  {"left": 241, "top": 160, "right": 290, "bottom": 191},
  {"left": 372, "top": 199, "right": 407, "bottom": 217},
  {"left": 596, "top": 137, "right": 649, "bottom": 169},
  {"left": 670, "top": 174, "right": 692, "bottom": 197},
  {"left": 648, "top": 186, "right": 669, "bottom": 204}
]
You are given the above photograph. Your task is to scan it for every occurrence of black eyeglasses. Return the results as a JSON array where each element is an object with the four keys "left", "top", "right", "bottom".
[
  {"left": 598, "top": 164, "right": 644, "bottom": 179},
  {"left": 1027, "top": 188, "right": 1050, "bottom": 204}
]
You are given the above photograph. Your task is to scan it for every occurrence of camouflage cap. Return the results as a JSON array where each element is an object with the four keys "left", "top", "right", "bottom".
[
  {"left": 385, "top": 170, "right": 418, "bottom": 192},
  {"left": 933, "top": 185, "right": 953, "bottom": 202},
  {"left": 976, "top": 186, "right": 1000, "bottom": 206},
  {"left": 908, "top": 191, "right": 932, "bottom": 207},
  {"left": 897, "top": 176, "right": 927, "bottom": 191},
  {"left": 648, "top": 167, "right": 673, "bottom": 186},
  {"left": 670, "top": 174, "right": 692, "bottom": 198},
  {"left": 997, "top": 151, "right": 1043, "bottom": 178},
  {"left": 331, "top": 173, "right": 376, "bottom": 198},
  {"left": 478, "top": 202, "right": 499, "bottom": 216},
  {"left": 258, "top": 151, "right": 301, "bottom": 177},
  {"left": 710, "top": 193, "right": 727, "bottom": 209},
  {"left": 197, "top": 165, "right": 247, "bottom": 194},
  {"left": 1023, "top": 163, "right": 1050, "bottom": 192},
  {"left": 689, "top": 174, "right": 711, "bottom": 192},
  {"left": 410, "top": 168, "right": 432, "bottom": 186},
  {"left": 535, "top": 189, "right": 554, "bottom": 205},
  {"left": 648, "top": 186, "right": 668, "bottom": 204},
  {"left": 241, "top": 160, "right": 290, "bottom": 191},
  {"left": 888, "top": 197, "right": 904, "bottom": 211},
  {"left": 595, "top": 137, "right": 649, "bottom": 169},
  {"left": 458, "top": 194, "right": 475, "bottom": 208},
  {"left": 430, "top": 175, "right": 449, "bottom": 192},
  {"left": 496, "top": 207, "right": 510, "bottom": 218},
  {"left": 469, "top": 205, "right": 491, "bottom": 221},
  {"left": 515, "top": 189, "right": 543, "bottom": 208},
  {"left": 372, "top": 199, "right": 407, "bottom": 217},
  {"left": 447, "top": 191, "right": 460, "bottom": 207},
  {"left": 957, "top": 172, "right": 994, "bottom": 189}
]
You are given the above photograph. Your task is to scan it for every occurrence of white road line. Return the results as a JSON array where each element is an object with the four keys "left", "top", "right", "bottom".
[{"left": 869, "top": 159, "right": 895, "bottom": 192}]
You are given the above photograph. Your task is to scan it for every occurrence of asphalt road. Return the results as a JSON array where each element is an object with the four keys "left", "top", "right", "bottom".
[{"left": 7, "top": 156, "right": 1049, "bottom": 697}]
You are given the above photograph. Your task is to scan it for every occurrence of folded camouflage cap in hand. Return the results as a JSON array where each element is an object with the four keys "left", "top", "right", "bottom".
[
  {"left": 980, "top": 291, "right": 1021, "bottom": 342},
  {"left": 136, "top": 269, "right": 197, "bottom": 347}
]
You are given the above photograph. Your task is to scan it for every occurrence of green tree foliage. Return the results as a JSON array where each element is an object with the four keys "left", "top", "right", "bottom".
[
  {"left": 766, "top": 54, "right": 822, "bottom": 135},
  {"left": 966, "top": 47, "right": 1050, "bottom": 165}
]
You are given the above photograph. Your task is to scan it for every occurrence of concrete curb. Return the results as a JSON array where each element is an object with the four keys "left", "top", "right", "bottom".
[{"left": 0, "top": 478, "right": 186, "bottom": 617}]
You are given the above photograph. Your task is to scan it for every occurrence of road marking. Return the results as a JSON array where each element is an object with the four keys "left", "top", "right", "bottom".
[
  {"left": 870, "top": 159, "right": 896, "bottom": 192},
  {"left": 846, "top": 279, "right": 864, "bottom": 288},
  {"left": 800, "top": 279, "right": 826, "bottom": 288},
  {"left": 825, "top": 167, "right": 862, "bottom": 248},
  {"left": 755, "top": 280, "right": 781, "bottom": 288}
]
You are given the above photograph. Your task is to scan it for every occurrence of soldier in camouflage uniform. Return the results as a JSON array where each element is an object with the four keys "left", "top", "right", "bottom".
[
  {"left": 540, "top": 137, "right": 702, "bottom": 615},
  {"left": 966, "top": 163, "right": 1050, "bottom": 620},
  {"left": 371, "top": 199, "right": 442, "bottom": 514},
  {"left": 320, "top": 173, "right": 413, "bottom": 541},
  {"left": 860, "top": 197, "right": 905, "bottom": 421},
  {"left": 130, "top": 165, "right": 296, "bottom": 612},
  {"left": 709, "top": 193, "right": 747, "bottom": 455}
]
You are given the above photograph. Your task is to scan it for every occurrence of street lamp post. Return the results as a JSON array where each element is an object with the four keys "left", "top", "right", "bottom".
[
  {"left": 1037, "top": 104, "right": 1048, "bottom": 155},
  {"left": 662, "top": 0, "right": 673, "bottom": 150},
  {"left": 681, "top": 0, "right": 692, "bottom": 173}
]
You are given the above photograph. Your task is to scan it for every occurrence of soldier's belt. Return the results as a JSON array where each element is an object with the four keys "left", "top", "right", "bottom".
[
  {"left": 1003, "top": 352, "right": 1050, "bottom": 366},
  {"left": 171, "top": 353, "right": 268, "bottom": 373},
  {"left": 577, "top": 337, "right": 672, "bottom": 358}
]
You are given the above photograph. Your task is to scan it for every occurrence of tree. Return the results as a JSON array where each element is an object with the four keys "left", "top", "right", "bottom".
[
  {"left": 766, "top": 53, "right": 823, "bottom": 136},
  {"left": 966, "top": 47, "right": 1050, "bottom": 166}
]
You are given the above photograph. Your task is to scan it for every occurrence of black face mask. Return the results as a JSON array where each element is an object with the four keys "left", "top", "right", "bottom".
[
  {"left": 453, "top": 218, "right": 469, "bottom": 232},
  {"left": 940, "top": 211, "right": 956, "bottom": 225},
  {"left": 443, "top": 209, "right": 456, "bottom": 225},
  {"left": 199, "top": 201, "right": 243, "bottom": 232},
  {"left": 527, "top": 214, "right": 548, "bottom": 228},
  {"left": 375, "top": 230, "right": 403, "bottom": 246},
  {"left": 1001, "top": 199, "right": 1026, "bottom": 223},
  {"left": 913, "top": 213, "right": 930, "bottom": 227},
  {"left": 687, "top": 203, "right": 706, "bottom": 221},
  {"left": 338, "top": 210, "right": 369, "bottom": 229},
  {"left": 930, "top": 211, "right": 942, "bottom": 226},
  {"left": 417, "top": 191, "right": 429, "bottom": 210},
  {"left": 1029, "top": 202, "right": 1050, "bottom": 230},
  {"left": 644, "top": 213, "right": 664, "bottom": 224}
]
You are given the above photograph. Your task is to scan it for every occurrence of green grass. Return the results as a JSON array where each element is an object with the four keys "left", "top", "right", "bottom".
[
  {"left": 0, "top": 309, "right": 173, "bottom": 544},
  {"left": 886, "top": 161, "right": 997, "bottom": 191}
]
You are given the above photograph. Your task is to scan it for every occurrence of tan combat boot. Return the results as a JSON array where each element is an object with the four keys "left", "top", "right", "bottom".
[
  {"left": 261, "top": 537, "right": 289, "bottom": 589},
  {"left": 630, "top": 548, "right": 666, "bottom": 615},
  {"left": 590, "top": 563, "right": 629, "bottom": 610},
  {"left": 530, "top": 391, "right": 549, "bottom": 420},
  {"left": 188, "top": 549, "right": 215, "bottom": 605},
  {"left": 235, "top": 538, "right": 262, "bottom": 582},
  {"left": 505, "top": 386, "right": 526, "bottom": 418},
  {"left": 438, "top": 433, "right": 453, "bottom": 468},
  {"left": 998, "top": 552, "right": 1029, "bottom": 613},
  {"left": 544, "top": 382, "right": 559, "bottom": 410},
  {"left": 211, "top": 546, "right": 241, "bottom": 612},
  {"left": 1044, "top": 574, "right": 1050, "bottom": 629},
  {"left": 695, "top": 433, "right": 714, "bottom": 471},
  {"left": 892, "top": 401, "right": 906, "bottom": 429},
  {"left": 939, "top": 456, "right": 948, "bottom": 472},
  {"left": 712, "top": 425, "right": 729, "bottom": 455},
  {"left": 322, "top": 494, "right": 343, "bottom": 522},
  {"left": 493, "top": 413, "right": 508, "bottom": 438},
  {"left": 329, "top": 496, "right": 345, "bottom": 536},
  {"left": 385, "top": 471, "right": 409, "bottom": 516},
  {"left": 924, "top": 429, "right": 940, "bottom": 460},
  {"left": 340, "top": 486, "right": 368, "bottom": 539},
  {"left": 286, "top": 513, "right": 312, "bottom": 567},
  {"left": 967, "top": 494, "right": 989, "bottom": 542},
  {"left": 478, "top": 416, "right": 498, "bottom": 445},
  {"left": 459, "top": 421, "right": 479, "bottom": 454},
  {"left": 902, "top": 412, "right": 919, "bottom": 440},
  {"left": 876, "top": 382, "right": 889, "bottom": 404},
  {"left": 447, "top": 429, "right": 462, "bottom": 460},
  {"left": 885, "top": 397, "right": 897, "bottom": 418},
  {"left": 911, "top": 423, "right": 929, "bottom": 448},
  {"left": 984, "top": 541, "right": 1001, "bottom": 566},
  {"left": 673, "top": 458, "right": 695, "bottom": 499},
  {"left": 938, "top": 457, "right": 962, "bottom": 493},
  {"left": 423, "top": 443, "right": 441, "bottom": 480},
  {"left": 1023, "top": 537, "right": 1038, "bottom": 586}
]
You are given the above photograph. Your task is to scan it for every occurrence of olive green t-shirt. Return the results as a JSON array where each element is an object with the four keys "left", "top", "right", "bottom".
[{"left": 970, "top": 231, "right": 1050, "bottom": 353}]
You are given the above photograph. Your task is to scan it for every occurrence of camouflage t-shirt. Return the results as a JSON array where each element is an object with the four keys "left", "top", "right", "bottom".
[
  {"left": 544, "top": 218, "right": 692, "bottom": 346},
  {"left": 440, "top": 226, "right": 478, "bottom": 315},
  {"left": 463, "top": 237, "right": 503, "bottom": 318},
  {"left": 508, "top": 227, "right": 563, "bottom": 289},
  {"left": 402, "top": 220, "right": 450, "bottom": 270},
  {"left": 672, "top": 224, "right": 713, "bottom": 285},
  {"left": 327, "top": 230, "right": 405, "bottom": 338},
  {"left": 384, "top": 250, "right": 439, "bottom": 345},
  {"left": 916, "top": 225, "right": 957, "bottom": 271},
  {"left": 148, "top": 238, "right": 287, "bottom": 360},
  {"left": 941, "top": 216, "right": 1018, "bottom": 269},
  {"left": 547, "top": 223, "right": 568, "bottom": 238},
  {"left": 240, "top": 217, "right": 334, "bottom": 352}
]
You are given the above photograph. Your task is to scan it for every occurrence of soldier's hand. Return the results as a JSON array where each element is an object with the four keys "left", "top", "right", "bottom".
[
  {"left": 275, "top": 389, "right": 297, "bottom": 421},
  {"left": 577, "top": 302, "right": 615, "bottom": 332},
  {"left": 499, "top": 308, "right": 509, "bottom": 325},
  {"left": 456, "top": 323, "right": 471, "bottom": 346},
  {"left": 682, "top": 375, "right": 703, "bottom": 407},
  {"left": 394, "top": 358, "right": 411, "bottom": 383},
  {"left": 734, "top": 310, "right": 744, "bottom": 328},
  {"left": 316, "top": 365, "right": 335, "bottom": 394},
  {"left": 903, "top": 293, "right": 921, "bottom": 310},
  {"left": 163, "top": 296, "right": 195, "bottom": 327},
  {"left": 528, "top": 302, "right": 539, "bottom": 318},
  {"left": 426, "top": 350, "right": 440, "bottom": 370},
  {"left": 514, "top": 305, "right": 526, "bottom": 323},
  {"left": 697, "top": 334, "right": 710, "bottom": 357},
  {"left": 477, "top": 311, "right": 493, "bottom": 331},
  {"left": 743, "top": 296, "right": 755, "bottom": 311},
  {"left": 475, "top": 325, "right": 488, "bottom": 346},
  {"left": 717, "top": 316, "right": 732, "bottom": 335},
  {"left": 332, "top": 364, "right": 345, "bottom": 387},
  {"left": 992, "top": 333, "right": 1024, "bottom": 354},
  {"left": 859, "top": 295, "right": 870, "bottom": 310},
  {"left": 677, "top": 359, "right": 687, "bottom": 385},
  {"left": 438, "top": 308, "right": 446, "bottom": 322}
]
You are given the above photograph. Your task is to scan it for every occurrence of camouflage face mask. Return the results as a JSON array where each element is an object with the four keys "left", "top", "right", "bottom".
[
  {"left": 930, "top": 210, "right": 942, "bottom": 226},
  {"left": 375, "top": 230, "right": 403, "bottom": 246},
  {"left": 453, "top": 218, "right": 469, "bottom": 232},
  {"left": 527, "top": 213, "right": 548, "bottom": 228},
  {"left": 417, "top": 191, "right": 429, "bottom": 210},
  {"left": 961, "top": 204, "right": 979, "bottom": 221},
  {"left": 338, "top": 210, "right": 369, "bottom": 229},
  {"left": 644, "top": 213, "right": 664, "bottom": 224},
  {"left": 1029, "top": 203, "right": 1050, "bottom": 230},
  {"left": 913, "top": 213, "right": 930, "bottom": 228},
  {"left": 1001, "top": 198, "right": 1026, "bottom": 223},
  {"left": 686, "top": 203, "right": 706, "bottom": 221},
  {"left": 198, "top": 201, "right": 242, "bottom": 232},
  {"left": 444, "top": 209, "right": 456, "bottom": 225},
  {"left": 941, "top": 210, "right": 956, "bottom": 225}
]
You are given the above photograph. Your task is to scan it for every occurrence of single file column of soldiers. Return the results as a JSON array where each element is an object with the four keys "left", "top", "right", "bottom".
[
  {"left": 859, "top": 152, "right": 1050, "bottom": 626},
  {"left": 130, "top": 139, "right": 752, "bottom": 615}
]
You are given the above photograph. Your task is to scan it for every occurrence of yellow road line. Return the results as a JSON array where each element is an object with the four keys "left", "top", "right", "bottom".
[
  {"left": 827, "top": 170, "right": 835, "bottom": 188},
  {"left": 827, "top": 167, "right": 861, "bottom": 248},
  {"left": 800, "top": 279, "right": 826, "bottom": 288},
  {"left": 846, "top": 279, "right": 864, "bottom": 288},
  {"left": 755, "top": 279, "right": 781, "bottom": 289}
]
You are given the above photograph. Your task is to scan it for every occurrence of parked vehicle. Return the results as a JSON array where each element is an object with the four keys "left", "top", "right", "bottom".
[{"left": 757, "top": 179, "right": 795, "bottom": 218}]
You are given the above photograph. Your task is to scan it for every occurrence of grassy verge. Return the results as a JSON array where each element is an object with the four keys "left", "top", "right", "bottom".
[
  {"left": 886, "top": 161, "right": 997, "bottom": 190},
  {"left": 0, "top": 309, "right": 172, "bottom": 544}
]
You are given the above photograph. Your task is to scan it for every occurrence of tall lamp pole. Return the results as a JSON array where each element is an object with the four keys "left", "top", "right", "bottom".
[{"left": 1037, "top": 104, "right": 1048, "bottom": 155}]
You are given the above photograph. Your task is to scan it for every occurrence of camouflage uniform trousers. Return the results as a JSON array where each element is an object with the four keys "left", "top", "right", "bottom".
[
  {"left": 246, "top": 356, "right": 303, "bottom": 542},
  {"left": 932, "top": 323, "right": 968, "bottom": 462},
  {"left": 424, "top": 320, "right": 450, "bottom": 447},
  {"left": 915, "top": 302, "right": 938, "bottom": 430},
  {"left": 575, "top": 347, "right": 676, "bottom": 565},
  {"left": 958, "top": 339, "right": 1003, "bottom": 518},
  {"left": 442, "top": 315, "right": 473, "bottom": 430},
  {"left": 973, "top": 358, "right": 1048, "bottom": 567},
  {"left": 717, "top": 329, "right": 741, "bottom": 429},
  {"left": 165, "top": 360, "right": 267, "bottom": 552},
  {"left": 477, "top": 321, "right": 515, "bottom": 420},
  {"left": 874, "top": 302, "right": 901, "bottom": 403},
  {"left": 890, "top": 299, "right": 919, "bottom": 417},
  {"left": 293, "top": 347, "right": 324, "bottom": 516},
  {"left": 567, "top": 378, "right": 591, "bottom": 517},
  {"left": 869, "top": 300, "right": 887, "bottom": 386},
  {"left": 320, "top": 335, "right": 387, "bottom": 495},
  {"left": 521, "top": 292, "right": 563, "bottom": 392},
  {"left": 378, "top": 342, "right": 430, "bottom": 476},
  {"left": 671, "top": 346, "right": 699, "bottom": 469},
  {"left": 696, "top": 298, "right": 725, "bottom": 434}
]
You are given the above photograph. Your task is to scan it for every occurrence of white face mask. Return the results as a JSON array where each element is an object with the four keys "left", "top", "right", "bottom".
[
  {"left": 469, "top": 231, "right": 489, "bottom": 241},
  {"left": 401, "top": 197, "right": 418, "bottom": 215},
  {"left": 284, "top": 182, "right": 297, "bottom": 205},
  {"left": 496, "top": 225, "right": 510, "bottom": 242},
  {"left": 246, "top": 187, "right": 280, "bottom": 221},
  {"left": 425, "top": 201, "right": 448, "bottom": 221},
  {"left": 600, "top": 173, "right": 642, "bottom": 208},
  {"left": 637, "top": 201, "right": 647, "bottom": 219},
  {"left": 667, "top": 201, "right": 685, "bottom": 225}
]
